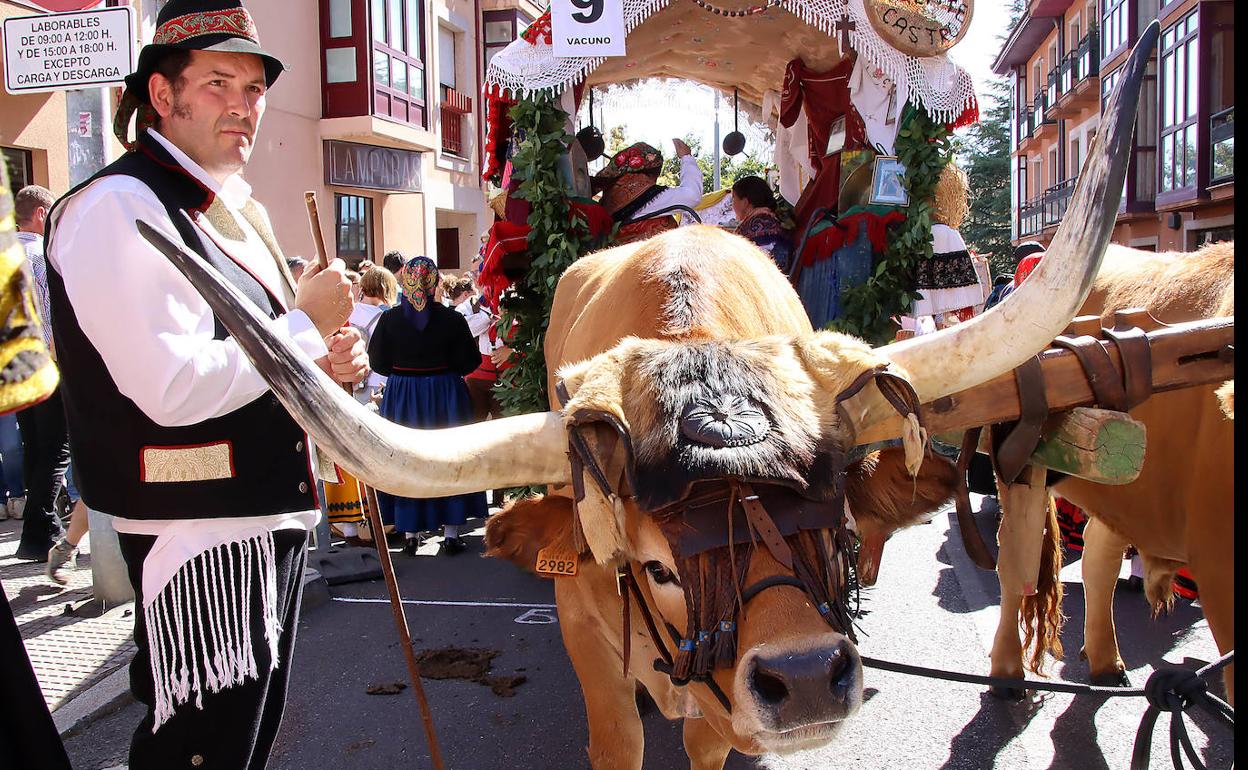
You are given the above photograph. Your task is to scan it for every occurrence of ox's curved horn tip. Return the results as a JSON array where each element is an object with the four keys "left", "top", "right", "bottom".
[{"left": 874, "top": 23, "right": 1160, "bottom": 408}]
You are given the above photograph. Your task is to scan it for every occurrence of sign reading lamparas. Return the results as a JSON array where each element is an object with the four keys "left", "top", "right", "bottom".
[
  {"left": 323, "top": 141, "right": 423, "bottom": 193},
  {"left": 551, "top": 0, "right": 626, "bottom": 58},
  {"left": 2, "top": 7, "right": 134, "bottom": 95}
]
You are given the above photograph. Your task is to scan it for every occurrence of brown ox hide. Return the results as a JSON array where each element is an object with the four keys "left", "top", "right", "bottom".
[
  {"left": 486, "top": 226, "right": 956, "bottom": 769},
  {"left": 990, "top": 241, "right": 1234, "bottom": 704}
]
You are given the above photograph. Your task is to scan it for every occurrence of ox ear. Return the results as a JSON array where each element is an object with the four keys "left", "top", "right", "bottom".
[
  {"left": 483, "top": 495, "right": 577, "bottom": 576},
  {"left": 846, "top": 447, "right": 957, "bottom": 584},
  {"left": 566, "top": 419, "right": 632, "bottom": 565}
]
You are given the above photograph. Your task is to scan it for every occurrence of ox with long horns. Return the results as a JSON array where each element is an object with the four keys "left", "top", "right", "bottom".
[{"left": 146, "top": 28, "right": 1153, "bottom": 769}]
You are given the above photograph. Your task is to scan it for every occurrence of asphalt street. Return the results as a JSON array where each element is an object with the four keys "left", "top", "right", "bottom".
[{"left": 63, "top": 496, "right": 1232, "bottom": 769}]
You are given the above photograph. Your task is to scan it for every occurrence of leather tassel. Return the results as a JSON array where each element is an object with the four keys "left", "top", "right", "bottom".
[{"left": 901, "top": 411, "right": 928, "bottom": 477}]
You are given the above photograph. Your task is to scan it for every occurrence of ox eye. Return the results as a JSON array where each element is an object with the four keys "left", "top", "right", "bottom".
[{"left": 644, "top": 561, "right": 678, "bottom": 585}]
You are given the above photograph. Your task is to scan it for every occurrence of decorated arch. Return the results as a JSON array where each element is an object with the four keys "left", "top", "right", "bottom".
[{"left": 479, "top": 0, "right": 983, "bottom": 415}]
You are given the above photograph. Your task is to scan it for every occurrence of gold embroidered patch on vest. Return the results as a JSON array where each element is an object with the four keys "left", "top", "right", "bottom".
[{"left": 140, "top": 442, "right": 235, "bottom": 483}]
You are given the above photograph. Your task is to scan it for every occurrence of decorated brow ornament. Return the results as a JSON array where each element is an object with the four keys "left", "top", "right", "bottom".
[
  {"left": 679, "top": 395, "right": 771, "bottom": 448},
  {"left": 689, "top": 0, "right": 785, "bottom": 18}
]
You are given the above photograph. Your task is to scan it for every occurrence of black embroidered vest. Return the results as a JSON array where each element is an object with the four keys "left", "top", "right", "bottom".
[{"left": 46, "top": 133, "right": 317, "bottom": 520}]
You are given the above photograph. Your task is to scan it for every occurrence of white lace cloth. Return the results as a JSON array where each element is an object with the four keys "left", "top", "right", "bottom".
[{"left": 485, "top": 0, "right": 978, "bottom": 125}]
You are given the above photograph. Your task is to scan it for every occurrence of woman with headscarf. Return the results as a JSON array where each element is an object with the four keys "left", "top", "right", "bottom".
[
  {"left": 367, "top": 256, "right": 485, "bottom": 555},
  {"left": 731, "top": 175, "right": 792, "bottom": 272}
]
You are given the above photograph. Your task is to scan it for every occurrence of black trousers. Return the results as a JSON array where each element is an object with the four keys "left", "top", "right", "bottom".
[
  {"left": 119, "top": 529, "right": 308, "bottom": 770},
  {"left": 0, "top": 577, "right": 73, "bottom": 770},
  {"left": 15, "top": 386, "right": 69, "bottom": 556}
]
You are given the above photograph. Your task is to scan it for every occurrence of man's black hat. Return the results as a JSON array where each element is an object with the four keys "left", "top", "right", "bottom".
[
  {"left": 125, "top": 0, "right": 285, "bottom": 101},
  {"left": 114, "top": 0, "right": 285, "bottom": 148}
]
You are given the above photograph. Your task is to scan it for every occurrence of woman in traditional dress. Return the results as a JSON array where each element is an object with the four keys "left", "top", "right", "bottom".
[
  {"left": 368, "top": 257, "right": 485, "bottom": 555},
  {"left": 731, "top": 175, "right": 793, "bottom": 272},
  {"left": 324, "top": 266, "right": 399, "bottom": 546}
]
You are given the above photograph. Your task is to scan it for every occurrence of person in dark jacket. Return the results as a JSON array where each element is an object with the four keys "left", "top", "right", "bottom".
[
  {"left": 731, "top": 175, "right": 793, "bottom": 272},
  {"left": 368, "top": 256, "right": 485, "bottom": 555}
]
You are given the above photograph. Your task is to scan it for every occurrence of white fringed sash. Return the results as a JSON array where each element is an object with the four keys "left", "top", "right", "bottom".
[{"left": 143, "top": 532, "right": 282, "bottom": 730}]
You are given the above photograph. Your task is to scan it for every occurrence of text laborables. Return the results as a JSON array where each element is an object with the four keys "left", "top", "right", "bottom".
[{"left": 26, "top": 16, "right": 102, "bottom": 33}]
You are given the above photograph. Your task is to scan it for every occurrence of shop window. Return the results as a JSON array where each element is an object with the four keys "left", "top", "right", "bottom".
[
  {"left": 335, "top": 194, "right": 373, "bottom": 266},
  {"left": 1189, "top": 226, "right": 1234, "bottom": 250},
  {"left": 1158, "top": 9, "right": 1199, "bottom": 194},
  {"left": 1, "top": 148, "right": 33, "bottom": 189}
]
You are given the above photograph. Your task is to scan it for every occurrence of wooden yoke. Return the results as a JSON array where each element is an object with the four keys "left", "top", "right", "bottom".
[{"left": 859, "top": 312, "right": 1235, "bottom": 450}]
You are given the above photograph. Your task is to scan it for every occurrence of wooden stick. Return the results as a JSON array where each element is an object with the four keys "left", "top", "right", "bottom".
[
  {"left": 303, "top": 190, "right": 446, "bottom": 769},
  {"left": 304, "top": 191, "right": 331, "bottom": 269}
]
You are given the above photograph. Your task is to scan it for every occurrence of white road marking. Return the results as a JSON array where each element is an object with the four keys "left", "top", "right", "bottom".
[{"left": 333, "top": 596, "right": 557, "bottom": 609}]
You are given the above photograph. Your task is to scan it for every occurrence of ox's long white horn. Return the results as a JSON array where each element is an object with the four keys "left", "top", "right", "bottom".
[
  {"left": 878, "top": 21, "right": 1160, "bottom": 406},
  {"left": 140, "top": 219, "right": 570, "bottom": 496}
]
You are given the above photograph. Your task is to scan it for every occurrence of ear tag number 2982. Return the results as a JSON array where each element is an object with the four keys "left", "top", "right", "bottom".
[{"left": 536, "top": 544, "right": 579, "bottom": 577}]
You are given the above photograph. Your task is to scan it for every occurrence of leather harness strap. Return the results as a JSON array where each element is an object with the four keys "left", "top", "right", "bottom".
[
  {"left": 952, "top": 427, "right": 997, "bottom": 571},
  {"left": 1053, "top": 334, "right": 1130, "bottom": 411},
  {"left": 737, "top": 482, "right": 795, "bottom": 569},
  {"left": 992, "top": 356, "right": 1049, "bottom": 485},
  {"left": 1102, "top": 325, "right": 1154, "bottom": 410}
]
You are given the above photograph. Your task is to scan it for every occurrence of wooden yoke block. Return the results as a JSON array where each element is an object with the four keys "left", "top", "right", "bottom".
[
  {"left": 1063, "top": 315, "right": 1104, "bottom": 338},
  {"left": 1031, "top": 407, "right": 1146, "bottom": 484},
  {"left": 996, "top": 464, "right": 1049, "bottom": 597},
  {"left": 1111, "top": 307, "right": 1165, "bottom": 333}
]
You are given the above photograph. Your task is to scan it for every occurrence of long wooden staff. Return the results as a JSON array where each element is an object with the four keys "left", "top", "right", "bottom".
[{"left": 305, "top": 191, "right": 447, "bottom": 769}]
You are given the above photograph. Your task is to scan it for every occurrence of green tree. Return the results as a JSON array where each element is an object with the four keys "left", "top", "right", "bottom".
[
  {"left": 961, "top": 0, "right": 1025, "bottom": 276},
  {"left": 658, "top": 133, "right": 773, "bottom": 194},
  {"left": 606, "top": 124, "right": 630, "bottom": 154}
]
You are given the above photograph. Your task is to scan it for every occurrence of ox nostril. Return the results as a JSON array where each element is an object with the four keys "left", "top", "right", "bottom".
[
  {"left": 750, "top": 663, "right": 789, "bottom": 706},
  {"left": 828, "top": 641, "right": 853, "bottom": 691}
]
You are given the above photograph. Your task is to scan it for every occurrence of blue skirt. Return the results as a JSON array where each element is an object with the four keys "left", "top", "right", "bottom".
[{"left": 376, "top": 372, "right": 488, "bottom": 533}]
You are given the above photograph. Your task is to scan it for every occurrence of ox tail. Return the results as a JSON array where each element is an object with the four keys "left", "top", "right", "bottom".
[{"left": 1020, "top": 497, "right": 1065, "bottom": 674}]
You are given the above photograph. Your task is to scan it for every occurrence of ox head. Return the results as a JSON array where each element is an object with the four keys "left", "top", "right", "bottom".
[
  {"left": 147, "top": 22, "right": 1153, "bottom": 758},
  {"left": 481, "top": 334, "right": 958, "bottom": 752}
]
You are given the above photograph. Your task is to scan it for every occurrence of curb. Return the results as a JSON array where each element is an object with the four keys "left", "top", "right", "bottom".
[
  {"left": 55, "top": 662, "right": 131, "bottom": 737},
  {"left": 53, "top": 566, "right": 331, "bottom": 737}
]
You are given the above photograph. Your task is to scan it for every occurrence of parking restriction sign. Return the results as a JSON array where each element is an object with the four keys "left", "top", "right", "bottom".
[{"left": 3, "top": 6, "right": 135, "bottom": 95}]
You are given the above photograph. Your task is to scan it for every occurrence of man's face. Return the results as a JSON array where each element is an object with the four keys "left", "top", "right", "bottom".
[{"left": 150, "top": 50, "right": 268, "bottom": 181}]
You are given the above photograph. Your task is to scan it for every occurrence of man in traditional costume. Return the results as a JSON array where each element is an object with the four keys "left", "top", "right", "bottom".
[
  {"left": 592, "top": 139, "right": 703, "bottom": 245},
  {"left": 43, "top": 1, "right": 367, "bottom": 767}
]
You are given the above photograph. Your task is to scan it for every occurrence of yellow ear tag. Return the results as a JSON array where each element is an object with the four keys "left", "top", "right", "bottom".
[{"left": 536, "top": 544, "right": 580, "bottom": 577}]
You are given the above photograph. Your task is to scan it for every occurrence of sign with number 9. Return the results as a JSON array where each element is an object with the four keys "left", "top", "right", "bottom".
[{"left": 551, "top": 0, "right": 626, "bottom": 57}]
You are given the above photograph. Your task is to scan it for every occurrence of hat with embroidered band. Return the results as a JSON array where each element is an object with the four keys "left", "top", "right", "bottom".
[
  {"left": 592, "top": 142, "right": 664, "bottom": 190},
  {"left": 114, "top": 0, "right": 285, "bottom": 149}
]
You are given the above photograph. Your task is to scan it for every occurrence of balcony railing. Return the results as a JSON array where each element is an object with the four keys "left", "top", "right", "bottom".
[
  {"left": 1031, "top": 91, "right": 1056, "bottom": 132},
  {"left": 1016, "top": 106, "right": 1035, "bottom": 146},
  {"left": 1061, "top": 30, "right": 1101, "bottom": 94},
  {"left": 439, "top": 86, "right": 473, "bottom": 157},
  {"left": 1210, "top": 106, "right": 1234, "bottom": 183},
  {"left": 1043, "top": 177, "right": 1077, "bottom": 227},
  {"left": 1046, "top": 68, "right": 1059, "bottom": 112},
  {"left": 1019, "top": 194, "right": 1045, "bottom": 237}
]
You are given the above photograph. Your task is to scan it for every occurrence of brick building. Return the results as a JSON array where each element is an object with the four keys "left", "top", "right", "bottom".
[
  {"left": 2, "top": 0, "right": 544, "bottom": 270},
  {"left": 993, "top": 0, "right": 1233, "bottom": 252}
]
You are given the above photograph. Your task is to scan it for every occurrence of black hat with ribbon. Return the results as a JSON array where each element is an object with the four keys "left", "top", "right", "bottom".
[{"left": 114, "top": 0, "right": 285, "bottom": 149}]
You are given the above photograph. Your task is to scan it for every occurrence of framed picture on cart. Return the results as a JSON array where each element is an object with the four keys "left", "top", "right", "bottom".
[{"left": 869, "top": 156, "right": 909, "bottom": 206}]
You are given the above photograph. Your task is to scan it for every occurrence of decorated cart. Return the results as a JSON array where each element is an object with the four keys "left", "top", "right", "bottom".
[{"left": 478, "top": 0, "right": 991, "bottom": 415}]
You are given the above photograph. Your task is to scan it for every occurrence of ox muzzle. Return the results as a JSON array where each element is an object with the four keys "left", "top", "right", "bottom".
[{"left": 557, "top": 370, "right": 922, "bottom": 736}]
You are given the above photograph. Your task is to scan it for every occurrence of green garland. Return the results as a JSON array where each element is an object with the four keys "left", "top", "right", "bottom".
[
  {"left": 493, "top": 92, "right": 595, "bottom": 416},
  {"left": 832, "top": 106, "right": 954, "bottom": 346}
]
